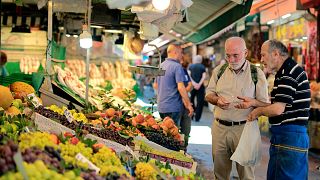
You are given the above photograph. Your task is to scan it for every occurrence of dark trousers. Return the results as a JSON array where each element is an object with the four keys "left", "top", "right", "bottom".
[
  {"left": 180, "top": 107, "right": 191, "bottom": 147},
  {"left": 190, "top": 86, "right": 205, "bottom": 121}
]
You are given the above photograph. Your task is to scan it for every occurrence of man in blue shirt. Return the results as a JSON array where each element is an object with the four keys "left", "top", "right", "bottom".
[{"left": 154, "top": 44, "right": 193, "bottom": 126}]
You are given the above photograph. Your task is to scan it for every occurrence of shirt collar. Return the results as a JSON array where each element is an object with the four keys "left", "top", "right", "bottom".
[
  {"left": 166, "top": 58, "right": 180, "bottom": 64},
  {"left": 228, "top": 60, "right": 248, "bottom": 73},
  {"left": 276, "top": 57, "right": 292, "bottom": 76}
]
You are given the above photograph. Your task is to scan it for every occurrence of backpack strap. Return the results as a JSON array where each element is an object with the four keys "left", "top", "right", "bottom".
[
  {"left": 250, "top": 63, "right": 258, "bottom": 96},
  {"left": 216, "top": 63, "right": 229, "bottom": 83},
  {"left": 250, "top": 63, "right": 258, "bottom": 86}
]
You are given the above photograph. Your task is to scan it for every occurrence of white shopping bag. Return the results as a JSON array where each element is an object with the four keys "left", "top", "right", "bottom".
[{"left": 230, "top": 121, "right": 262, "bottom": 166}]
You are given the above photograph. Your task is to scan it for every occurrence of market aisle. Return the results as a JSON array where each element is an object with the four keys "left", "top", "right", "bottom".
[{"left": 187, "top": 107, "right": 320, "bottom": 180}]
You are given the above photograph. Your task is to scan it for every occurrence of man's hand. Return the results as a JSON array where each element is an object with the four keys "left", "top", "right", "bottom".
[
  {"left": 217, "top": 96, "right": 230, "bottom": 110},
  {"left": 235, "top": 96, "right": 256, "bottom": 109},
  {"left": 192, "top": 81, "right": 200, "bottom": 90},
  {"left": 247, "top": 107, "right": 262, "bottom": 121},
  {"left": 187, "top": 104, "right": 194, "bottom": 117}
]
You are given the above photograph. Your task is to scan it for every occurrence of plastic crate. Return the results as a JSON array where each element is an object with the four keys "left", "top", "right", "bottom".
[{"left": 0, "top": 72, "right": 44, "bottom": 92}]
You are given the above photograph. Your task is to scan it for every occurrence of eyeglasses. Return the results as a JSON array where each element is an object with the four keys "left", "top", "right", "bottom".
[{"left": 225, "top": 54, "right": 240, "bottom": 59}]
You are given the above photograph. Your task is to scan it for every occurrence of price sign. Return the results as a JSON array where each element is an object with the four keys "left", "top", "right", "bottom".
[
  {"left": 75, "top": 153, "right": 100, "bottom": 174},
  {"left": 27, "top": 93, "right": 41, "bottom": 108},
  {"left": 13, "top": 151, "right": 29, "bottom": 180},
  {"left": 64, "top": 109, "right": 74, "bottom": 123}
]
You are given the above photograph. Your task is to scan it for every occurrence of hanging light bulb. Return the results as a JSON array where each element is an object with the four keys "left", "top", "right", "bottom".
[
  {"left": 79, "top": 26, "right": 92, "bottom": 49},
  {"left": 152, "top": 0, "right": 171, "bottom": 11}
]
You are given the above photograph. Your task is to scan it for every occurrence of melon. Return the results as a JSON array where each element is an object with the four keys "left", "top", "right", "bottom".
[
  {"left": 10, "top": 82, "right": 35, "bottom": 95},
  {"left": 0, "top": 85, "right": 14, "bottom": 109}
]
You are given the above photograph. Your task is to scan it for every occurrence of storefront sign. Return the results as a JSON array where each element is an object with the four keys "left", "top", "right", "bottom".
[{"left": 274, "top": 18, "right": 307, "bottom": 40}]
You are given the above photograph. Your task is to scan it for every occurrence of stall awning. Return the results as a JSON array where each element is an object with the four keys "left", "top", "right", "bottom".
[{"left": 172, "top": 0, "right": 253, "bottom": 44}]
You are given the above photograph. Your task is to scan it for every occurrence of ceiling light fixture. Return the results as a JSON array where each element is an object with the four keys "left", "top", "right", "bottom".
[
  {"left": 302, "top": 36, "right": 308, "bottom": 40},
  {"left": 91, "top": 25, "right": 103, "bottom": 29},
  {"left": 152, "top": 0, "right": 171, "bottom": 11},
  {"left": 103, "top": 29, "right": 123, "bottom": 34},
  {"left": 80, "top": 26, "right": 92, "bottom": 49}
]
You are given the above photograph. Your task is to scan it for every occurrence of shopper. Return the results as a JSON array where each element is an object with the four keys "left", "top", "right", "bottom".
[
  {"left": 205, "top": 37, "right": 269, "bottom": 180},
  {"left": 154, "top": 44, "right": 193, "bottom": 126},
  {"left": 236, "top": 40, "right": 311, "bottom": 180},
  {"left": 180, "top": 55, "right": 192, "bottom": 147},
  {"left": 0, "top": 51, "right": 9, "bottom": 77},
  {"left": 188, "top": 55, "right": 206, "bottom": 122}
]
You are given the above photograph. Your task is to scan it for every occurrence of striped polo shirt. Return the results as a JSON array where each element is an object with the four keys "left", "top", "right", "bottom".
[{"left": 270, "top": 58, "right": 311, "bottom": 126}]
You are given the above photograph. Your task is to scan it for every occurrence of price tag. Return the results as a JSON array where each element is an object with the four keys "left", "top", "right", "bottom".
[
  {"left": 75, "top": 153, "right": 100, "bottom": 174},
  {"left": 13, "top": 151, "right": 29, "bottom": 180},
  {"left": 64, "top": 109, "right": 74, "bottom": 123},
  {"left": 24, "top": 127, "right": 30, "bottom": 133},
  {"left": 27, "top": 93, "right": 41, "bottom": 108}
]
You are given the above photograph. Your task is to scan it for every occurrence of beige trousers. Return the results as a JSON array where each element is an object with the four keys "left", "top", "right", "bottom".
[{"left": 211, "top": 120, "right": 255, "bottom": 180}]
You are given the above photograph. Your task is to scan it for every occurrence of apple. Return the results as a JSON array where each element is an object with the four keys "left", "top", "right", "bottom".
[
  {"left": 69, "top": 137, "right": 79, "bottom": 145},
  {"left": 64, "top": 132, "right": 74, "bottom": 138}
]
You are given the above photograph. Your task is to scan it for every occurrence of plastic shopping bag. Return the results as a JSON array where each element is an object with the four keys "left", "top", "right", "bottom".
[{"left": 230, "top": 121, "right": 262, "bottom": 166}]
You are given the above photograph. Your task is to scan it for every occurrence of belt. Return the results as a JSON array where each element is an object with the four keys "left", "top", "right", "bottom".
[{"left": 216, "top": 119, "right": 246, "bottom": 126}]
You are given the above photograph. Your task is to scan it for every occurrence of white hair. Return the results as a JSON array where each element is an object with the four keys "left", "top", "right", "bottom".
[{"left": 193, "top": 55, "right": 203, "bottom": 64}]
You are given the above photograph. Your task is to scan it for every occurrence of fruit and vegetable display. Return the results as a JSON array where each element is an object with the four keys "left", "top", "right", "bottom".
[{"left": 0, "top": 78, "right": 202, "bottom": 179}]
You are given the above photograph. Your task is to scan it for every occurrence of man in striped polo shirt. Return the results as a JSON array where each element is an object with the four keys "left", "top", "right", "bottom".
[{"left": 236, "top": 40, "right": 311, "bottom": 180}]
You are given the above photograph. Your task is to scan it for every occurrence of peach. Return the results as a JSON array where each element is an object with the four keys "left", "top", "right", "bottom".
[
  {"left": 141, "top": 122, "right": 148, "bottom": 127},
  {"left": 50, "top": 134, "right": 59, "bottom": 144},
  {"left": 147, "top": 118, "right": 157, "bottom": 126},
  {"left": 135, "top": 114, "right": 145, "bottom": 123},
  {"left": 132, "top": 119, "right": 137, "bottom": 127},
  {"left": 151, "top": 124, "right": 160, "bottom": 130},
  {"left": 170, "top": 127, "right": 179, "bottom": 136},
  {"left": 105, "top": 108, "right": 116, "bottom": 117}
]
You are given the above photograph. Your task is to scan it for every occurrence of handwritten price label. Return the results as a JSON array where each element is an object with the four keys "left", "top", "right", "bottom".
[
  {"left": 64, "top": 109, "right": 74, "bottom": 123},
  {"left": 27, "top": 93, "right": 41, "bottom": 108}
]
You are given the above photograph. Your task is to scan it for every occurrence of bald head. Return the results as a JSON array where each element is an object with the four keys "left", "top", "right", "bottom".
[
  {"left": 225, "top": 37, "right": 247, "bottom": 50},
  {"left": 167, "top": 44, "right": 182, "bottom": 60},
  {"left": 224, "top": 37, "right": 248, "bottom": 70}
]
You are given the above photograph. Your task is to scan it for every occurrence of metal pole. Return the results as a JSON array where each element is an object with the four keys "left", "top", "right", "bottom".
[
  {"left": 43, "top": 0, "right": 53, "bottom": 92},
  {"left": 147, "top": 44, "right": 162, "bottom": 68},
  {"left": 85, "top": 0, "right": 92, "bottom": 105},
  {"left": 47, "top": 0, "right": 52, "bottom": 75},
  {"left": 317, "top": 7, "right": 320, "bottom": 81}
]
